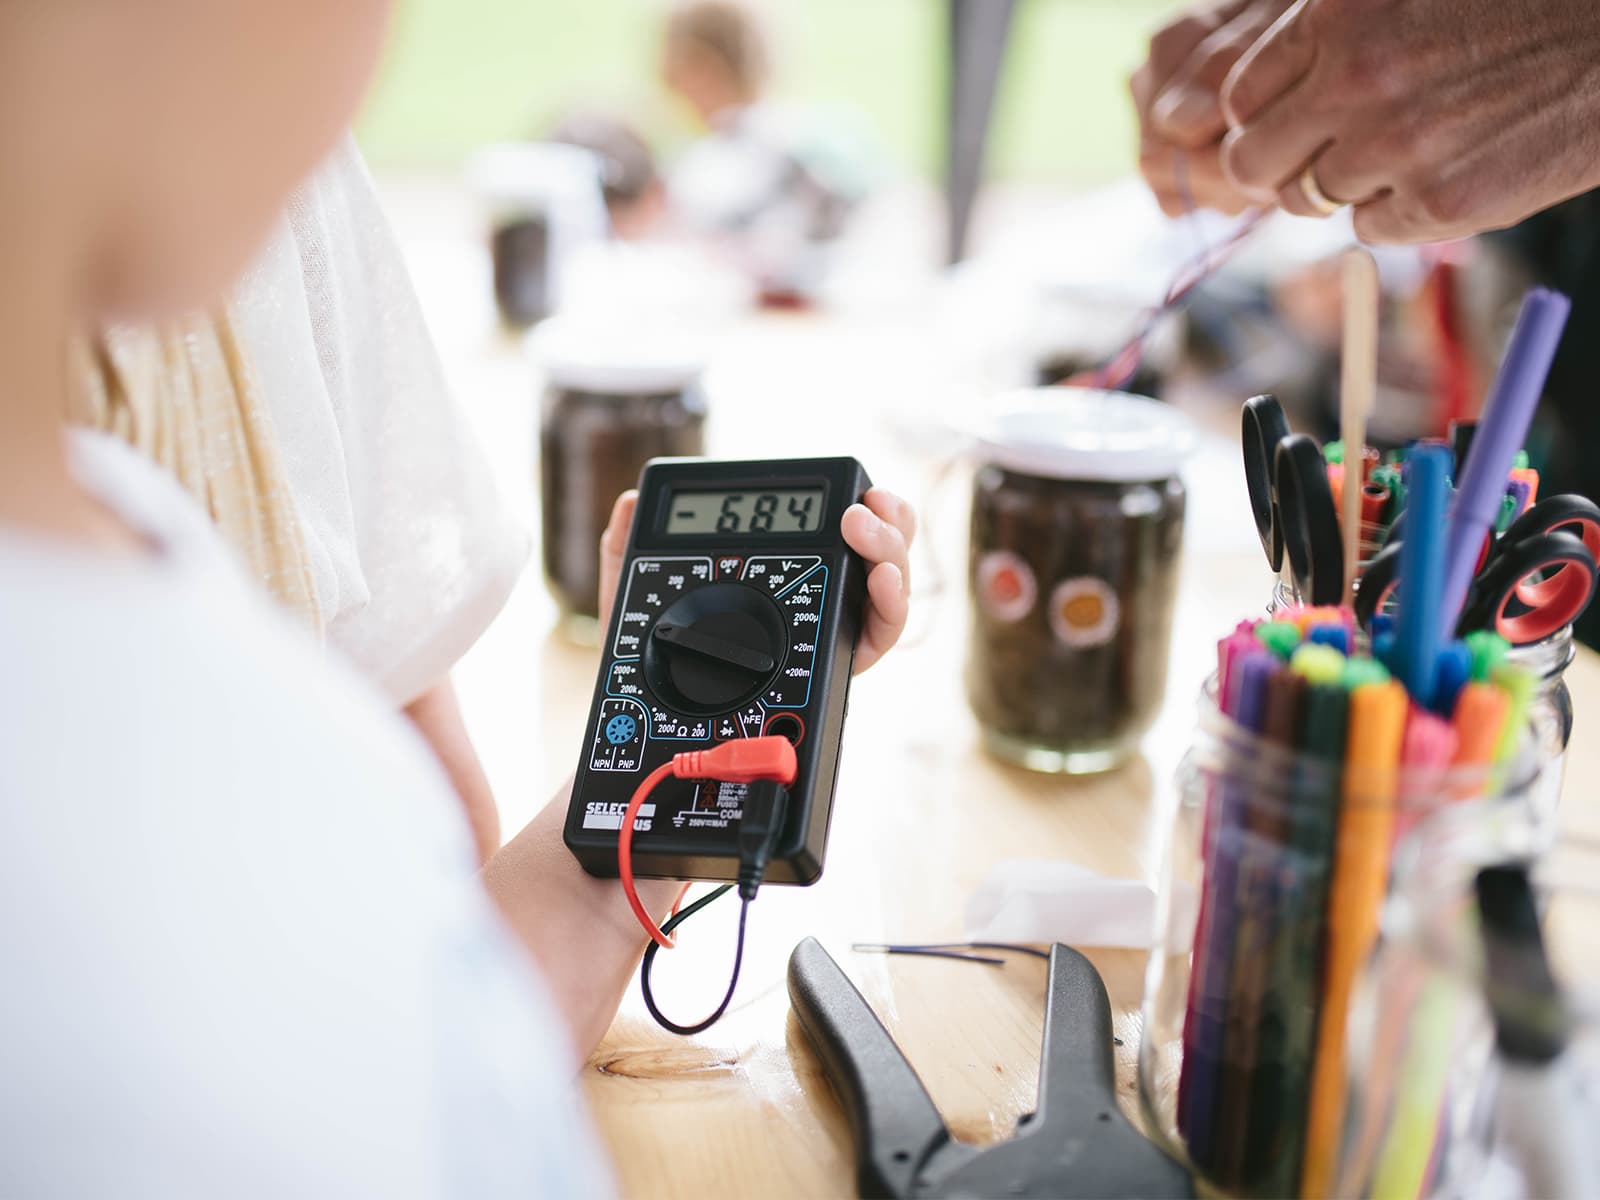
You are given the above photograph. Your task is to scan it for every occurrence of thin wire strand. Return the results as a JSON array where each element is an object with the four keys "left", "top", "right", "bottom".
[
  {"left": 854, "top": 946, "right": 1009, "bottom": 966},
  {"left": 852, "top": 941, "right": 1051, "bottom": 962},
  {"left": 1081, "top": 156, "right": 1269, "bottom": 394}
]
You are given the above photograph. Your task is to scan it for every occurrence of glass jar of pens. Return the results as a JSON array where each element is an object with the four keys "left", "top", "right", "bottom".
[
  {"left": 1245, "top": 289, "right": 1599, "bottom": 837},
  {"left": 1138, "top": 625, "right": 1552, "bottom": 1200},
  {"left": 1336, "top": 817, "right": 1600, "bottom": 1199}
]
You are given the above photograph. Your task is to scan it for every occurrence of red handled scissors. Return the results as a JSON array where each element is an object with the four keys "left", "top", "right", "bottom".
[{"left": 1356, "top": 493, "right": 1600, "bottom": 644}]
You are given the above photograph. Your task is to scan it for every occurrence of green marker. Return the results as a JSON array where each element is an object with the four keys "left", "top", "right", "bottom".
[
  {"left": 1291, "top": 642, "right": 1347, "bottom": 686},
  {"left": 1324, "top": 439, "right": 1345, "bottom": 465},
  {"left": 1491, "top": 662, "right": 1536, "bottom": 764},
  {"left": 1343, "top": 657, "right": 1392, "bottom": 690},
  {"left": 1242, "top": 676, "right": 1348, "bottom": 1193},
  {"left": 1496, "top": 493, "right": 1518, "bottom": 534},
  {"left": 1256, "top": 620, "right": 1302, "bottom": 660},
  {"left": 1465, "top": 630, "right": 1510, "bottom": 683}
]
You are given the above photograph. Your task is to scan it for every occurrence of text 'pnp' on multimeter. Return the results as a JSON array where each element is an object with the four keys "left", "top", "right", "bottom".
[{"left": 564, "top": 457, "right": 871, "bottom": 885}]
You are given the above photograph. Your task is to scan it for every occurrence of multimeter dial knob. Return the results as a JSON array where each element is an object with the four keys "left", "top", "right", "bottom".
[{"left": 644, "top": 583, "right": 787, "bottom": 716}]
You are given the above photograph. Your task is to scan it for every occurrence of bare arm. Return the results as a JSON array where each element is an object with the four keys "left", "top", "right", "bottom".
[
  {"left": 481, "top": 794, "right": 682, "bottom": 1056},
  {"left": 404, "top": 676, "right": 501, "bottom": 864}
]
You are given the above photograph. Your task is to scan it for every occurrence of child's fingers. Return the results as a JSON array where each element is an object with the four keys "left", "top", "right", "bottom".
[
  {"left": 841, "top": 503, "right": 911, "bottom": 587},
  {"left": 862, "top": 488, "right": 917, "bottom": 548},
  {"left": 596, "top": 491, "right": 639, "bottom": 630},
  {"left": 601, "top": 491, "right": 639, "bottom": 558},
  {"left": 854, "top": 562, "right": 909, "bottom": 674}
]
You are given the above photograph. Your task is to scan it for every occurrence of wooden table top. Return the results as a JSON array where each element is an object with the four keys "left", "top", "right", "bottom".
[{"left": 437, "top": 307, "right": 1600, "bottom": 1200}]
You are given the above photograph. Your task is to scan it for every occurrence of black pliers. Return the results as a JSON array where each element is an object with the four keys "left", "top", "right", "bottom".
[{"left": 787, "top": 937, "right": 1194, "bottom": 1199}]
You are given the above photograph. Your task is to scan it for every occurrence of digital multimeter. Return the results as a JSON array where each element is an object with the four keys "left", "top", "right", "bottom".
[{"left": 564, "top": 456, "right": 871, "bottom": 885}]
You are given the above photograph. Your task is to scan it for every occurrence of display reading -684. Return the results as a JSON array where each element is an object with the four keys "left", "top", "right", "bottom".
[{"left": 665, "top": 487, "right": 825, "bottom": 536}]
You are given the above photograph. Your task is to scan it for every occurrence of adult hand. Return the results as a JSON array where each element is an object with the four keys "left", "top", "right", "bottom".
[
  {"left": 597, "top": 487, "right": 916, "bottom": 674},
  {"left": 1219, "top": 0, "right": 1600, "bottom": 242},
  {"left": 1133, "top": 0, "right": 1294, "bottom": 216}
]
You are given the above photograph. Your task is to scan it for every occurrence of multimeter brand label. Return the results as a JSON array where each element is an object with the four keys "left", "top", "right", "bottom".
[{"left": 582, "top": 801, "right": 656, "bottom": 830}]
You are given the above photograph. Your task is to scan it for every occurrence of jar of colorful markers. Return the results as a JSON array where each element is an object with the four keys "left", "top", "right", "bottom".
[
  {"left": 1335, "top": 818, "right": 1600, "bottom": 1199},
  {"left": 1138, "top": 617, "right": 1552, "bottom": 1200}
]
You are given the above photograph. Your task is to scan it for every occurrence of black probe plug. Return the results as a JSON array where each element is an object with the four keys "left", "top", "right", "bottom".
[
  {"left": 639, "top": 775, "right": 792, "bottom": 1036},
  {"left": 737, "top": 779, "right": 790, "bottom": 901}
]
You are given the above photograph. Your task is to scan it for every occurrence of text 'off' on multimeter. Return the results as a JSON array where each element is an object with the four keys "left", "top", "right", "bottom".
[{"left": 563, "top": 457, "right": 871, "bottom": 885}]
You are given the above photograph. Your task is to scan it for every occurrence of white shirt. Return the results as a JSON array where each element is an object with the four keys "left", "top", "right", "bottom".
[
  {"left": 0, "top": 433, "right": 610, "bottom": 1198},
  {"left": 233, "top": 138, "right": 528, "bottom": 703}
]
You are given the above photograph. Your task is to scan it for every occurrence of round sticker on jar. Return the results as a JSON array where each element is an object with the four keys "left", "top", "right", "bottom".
[
  {"left": 976, "top": 551, "right": 1037, "bottom": 623},
  {"left": 1050, "top": 577, "right": 1120, "bottom": 648}
]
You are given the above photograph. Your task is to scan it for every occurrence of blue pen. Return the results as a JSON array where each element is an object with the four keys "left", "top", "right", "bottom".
[
  {"left": 1182, "top": 649, "right": 1276, "bottom": 1170},
  {"left": 1441, "top": 288, "right": 1571, "bottom": 624},
  {"left": 1308, "top": 623, "right": 1350, "bottom": 655},
  {"left": 1395, "top": 446, "right": 1452, "bottom": 705},
  {"left": 1431, "top": 641, "right": 1472, "bottom": 715}
]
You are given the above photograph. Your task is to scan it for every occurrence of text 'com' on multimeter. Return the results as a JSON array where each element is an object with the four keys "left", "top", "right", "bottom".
[{"left": 563, "top": 457, "right": 871, "bottom": 885}]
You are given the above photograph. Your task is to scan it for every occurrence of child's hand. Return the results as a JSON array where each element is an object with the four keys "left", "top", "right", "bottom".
[
  {"left": 596, "top": 487, "right": 915, "bottom": 674},
  {"left": 839, "top": 488, "right": 914, "bottom": 673},
  {"left": 596, "top": 491, "right": 640, "bottom": 635}
]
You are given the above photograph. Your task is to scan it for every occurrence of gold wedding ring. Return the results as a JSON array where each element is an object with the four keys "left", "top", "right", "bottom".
[{"left": 1299, "top": 162, "right": 1346, "bottom": 216}]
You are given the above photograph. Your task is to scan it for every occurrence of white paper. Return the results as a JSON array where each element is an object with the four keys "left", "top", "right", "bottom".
[{"left": 964, "top": 858, "right": 1196, "bottom": 951}]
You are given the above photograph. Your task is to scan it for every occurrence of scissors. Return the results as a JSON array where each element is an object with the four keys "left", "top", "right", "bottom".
[
  {"left": 1243, "top": 394, "right": 1345, "bottom": 606},
  {"left": 1356, "top": 493, "right": 1600, "bottom": 644}
]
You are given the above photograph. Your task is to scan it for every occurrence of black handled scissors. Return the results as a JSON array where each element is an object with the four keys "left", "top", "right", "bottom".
[
  {"left": 1356, "top": 493, "right": 1600, "bottom": 644},
  {"left": 1243, "top": 394, "right": 1345, "bottom": 606},
  {"left": 787, "top": 937, "right": 1193, "bottom": 1199}
]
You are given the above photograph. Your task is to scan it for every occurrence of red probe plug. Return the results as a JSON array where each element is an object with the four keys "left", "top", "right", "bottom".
[
  {"left": 670, "top": 737, "right": 798, "bottom": 787},
  {"left": 618, "top": 737, "right": 799, "bottom": 948}
]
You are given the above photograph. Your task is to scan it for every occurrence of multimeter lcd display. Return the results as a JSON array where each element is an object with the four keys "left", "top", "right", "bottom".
[{"left": 664, "top": 488, "right": 825, "bottom": 535}]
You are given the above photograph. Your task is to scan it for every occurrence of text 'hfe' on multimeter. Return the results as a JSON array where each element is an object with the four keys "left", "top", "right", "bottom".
[{"left": 563, "top": 457, "right": 871, "bottom": 885}]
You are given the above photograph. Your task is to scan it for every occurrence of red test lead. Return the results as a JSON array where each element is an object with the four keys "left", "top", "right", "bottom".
[{"left": 618, "top": 737, "right": 798, "bottom": 949}]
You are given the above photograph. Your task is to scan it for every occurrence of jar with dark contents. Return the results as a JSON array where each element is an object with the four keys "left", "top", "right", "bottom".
[
  {"left": 966, "top": 392, "right": 1195, "bottom": 774},
  {"left": 492, "top": 215, "right": 552, "bottom": 328},
  {"left": 531, "top": 320, "right": 707, "bottom": 641},
  {"left": 469, "top": 142, "right": 608, "bottom": 329}
]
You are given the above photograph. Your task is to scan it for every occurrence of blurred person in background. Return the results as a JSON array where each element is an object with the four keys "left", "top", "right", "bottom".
[
  {"left": 0, "top": 1, "right": 915, "bottom": 1195},
  {"left": 547, "top": 109, "right": 667, "bottom": 240},
  {"left": 660, "top": 0, "right": 877, "bottom": 303},
  {"left": 73, "top": 138, "right": 520, "bottom": 864}
]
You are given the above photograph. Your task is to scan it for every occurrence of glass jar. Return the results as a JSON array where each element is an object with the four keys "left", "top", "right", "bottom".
[
  {"left": 531, "top": 320, "right": 707, "bottom": 641},
  {"left": 1507, "top": 624, "right": 1575, "bottom": 828},
  {"left": 1139, "top": 682, "right": 1548, "bottom": 1198},
  {"left": 1337, "top": 823, "right": 1600, "bottom": 1199},
  {"left": 469, "top": 142, "right": 608, "bottom": 328},
  {"left": 965, "top": 390, "right": 1196, "bottom": 775}
]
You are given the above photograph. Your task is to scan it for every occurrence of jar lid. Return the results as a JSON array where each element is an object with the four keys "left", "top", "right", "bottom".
[
  {"left": 527, "top": 317, "right": 708, "bottom": 394},
  {"left": 973, "top": 389, "right": 1198, "bottom": 482}
]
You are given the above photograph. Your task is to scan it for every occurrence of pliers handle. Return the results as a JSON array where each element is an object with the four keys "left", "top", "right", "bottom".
[{"left": 787, "top": 937, "right": 1194, "bottom": 1199}]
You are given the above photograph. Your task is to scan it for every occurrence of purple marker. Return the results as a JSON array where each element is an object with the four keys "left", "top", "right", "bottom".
[
  {"left": 1179, "top": 649, "right": 1276, "bottom": 1169},
  {"left": 1442, "top": 288, "right": 1571, "bottom": 623},
  {"left": 1508, "top": 478, "right": 1532, "bottom": 521}
]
